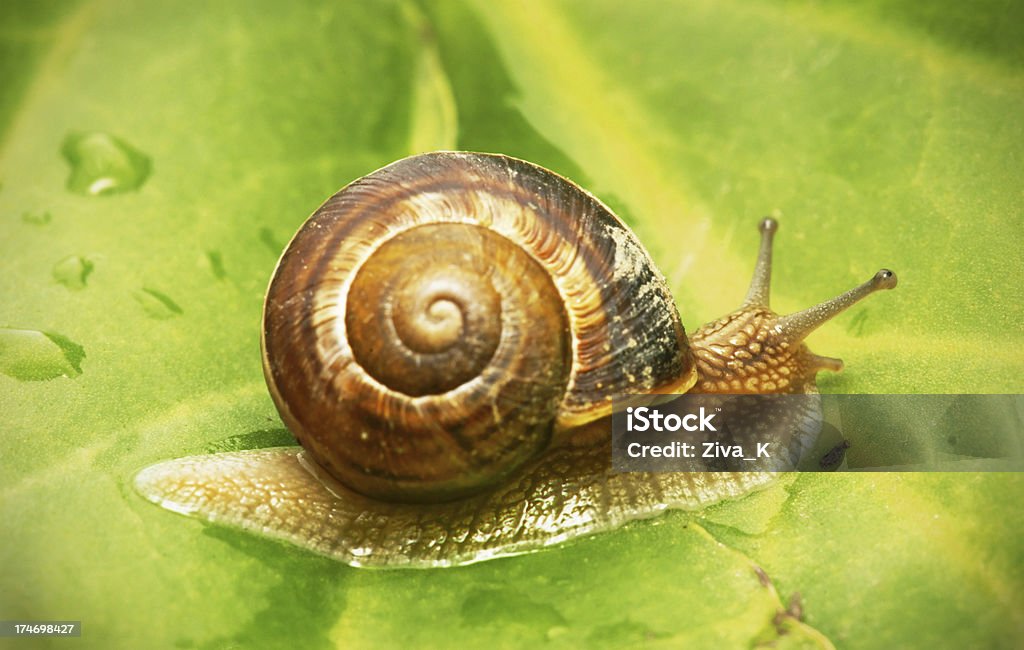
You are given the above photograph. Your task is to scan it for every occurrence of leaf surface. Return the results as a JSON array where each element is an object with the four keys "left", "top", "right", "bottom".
[{"left": 1, "top": 0, "right": 1022, "bottom": 647}]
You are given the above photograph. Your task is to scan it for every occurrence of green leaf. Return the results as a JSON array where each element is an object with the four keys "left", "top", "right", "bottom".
[{"left": 1, "top": 0, "right": 1021, "bottom": 648}]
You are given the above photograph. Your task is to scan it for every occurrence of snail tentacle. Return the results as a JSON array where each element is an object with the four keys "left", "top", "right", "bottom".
[{"left": 742, "top": 216, "right": 778, "bottom": 307}]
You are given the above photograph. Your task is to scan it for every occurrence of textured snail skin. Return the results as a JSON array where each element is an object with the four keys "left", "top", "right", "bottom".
[
  {"left": 134, "top": 152, "right": 897, "bottom": 568},
  {"left": 135, "top": 440, "right": 777, "bottom": 568}
]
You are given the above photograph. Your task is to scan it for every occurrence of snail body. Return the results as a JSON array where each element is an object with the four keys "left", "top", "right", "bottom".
[{"left": 135, "top": 152, "right": 897, "bottom": 568}]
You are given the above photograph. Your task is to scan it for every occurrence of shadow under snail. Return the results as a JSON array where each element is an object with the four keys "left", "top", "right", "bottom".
[{"left": 134, "top": 151, "right": 897, "bottom": 568}]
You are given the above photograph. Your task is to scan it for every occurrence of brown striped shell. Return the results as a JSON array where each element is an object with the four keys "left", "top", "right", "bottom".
[{"left": 261, "top": 152, "right": 696, "bottom": 502}]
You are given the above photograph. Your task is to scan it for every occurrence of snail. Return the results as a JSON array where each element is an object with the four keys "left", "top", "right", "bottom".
[{"left": 134, "top": 152, "right": 897, "bottom": 568}]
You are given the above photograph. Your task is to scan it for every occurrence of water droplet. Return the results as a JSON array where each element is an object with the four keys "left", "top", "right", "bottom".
[
  {"left": 134, "top": 287, "right": 183, "bottom": 319},
  {"left": 206, "top": 250, "right": 227, "bottom": 280},
  {"left": 22, "top": 210, "right": 52, "bottom": 225},
  {"left": 259, "top": 227, "right": 282, "bottom": 254},
  {"left": 0, "top": 328, "right": 85, "bottom": 381},
  {"left": 53, "top": 255, "right": 95, "bottom": 290},
  {"left": 61, "top": 131, "right": 151, "bottom": 196}
]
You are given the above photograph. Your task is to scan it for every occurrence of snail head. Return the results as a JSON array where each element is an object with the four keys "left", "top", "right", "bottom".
[{"left": 689, "top": 218, "right": 897, "bottom": 394}]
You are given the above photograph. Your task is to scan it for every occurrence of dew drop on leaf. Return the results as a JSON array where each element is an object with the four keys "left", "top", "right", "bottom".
[
  {"left": 53, "top": 255, "right": 95, "bottom": 290},
  {"left": 61, "top": 131, "right": 151, "bottom": 196},
  {"left": 0, "top": 328, "right": 85, "bottom": 380}
]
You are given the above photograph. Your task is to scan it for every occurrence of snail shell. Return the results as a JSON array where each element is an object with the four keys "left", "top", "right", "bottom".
[
  {"left": 134, "top": 152, "right": 897, "bottom": 568},
  {"left": 261, "top": 152, "right": 694, "bottom": 502}
]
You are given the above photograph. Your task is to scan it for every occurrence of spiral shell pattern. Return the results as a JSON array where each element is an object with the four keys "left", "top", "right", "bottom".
[{"left": 262, "top": 152, "right": 695, "bottom": 502}]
